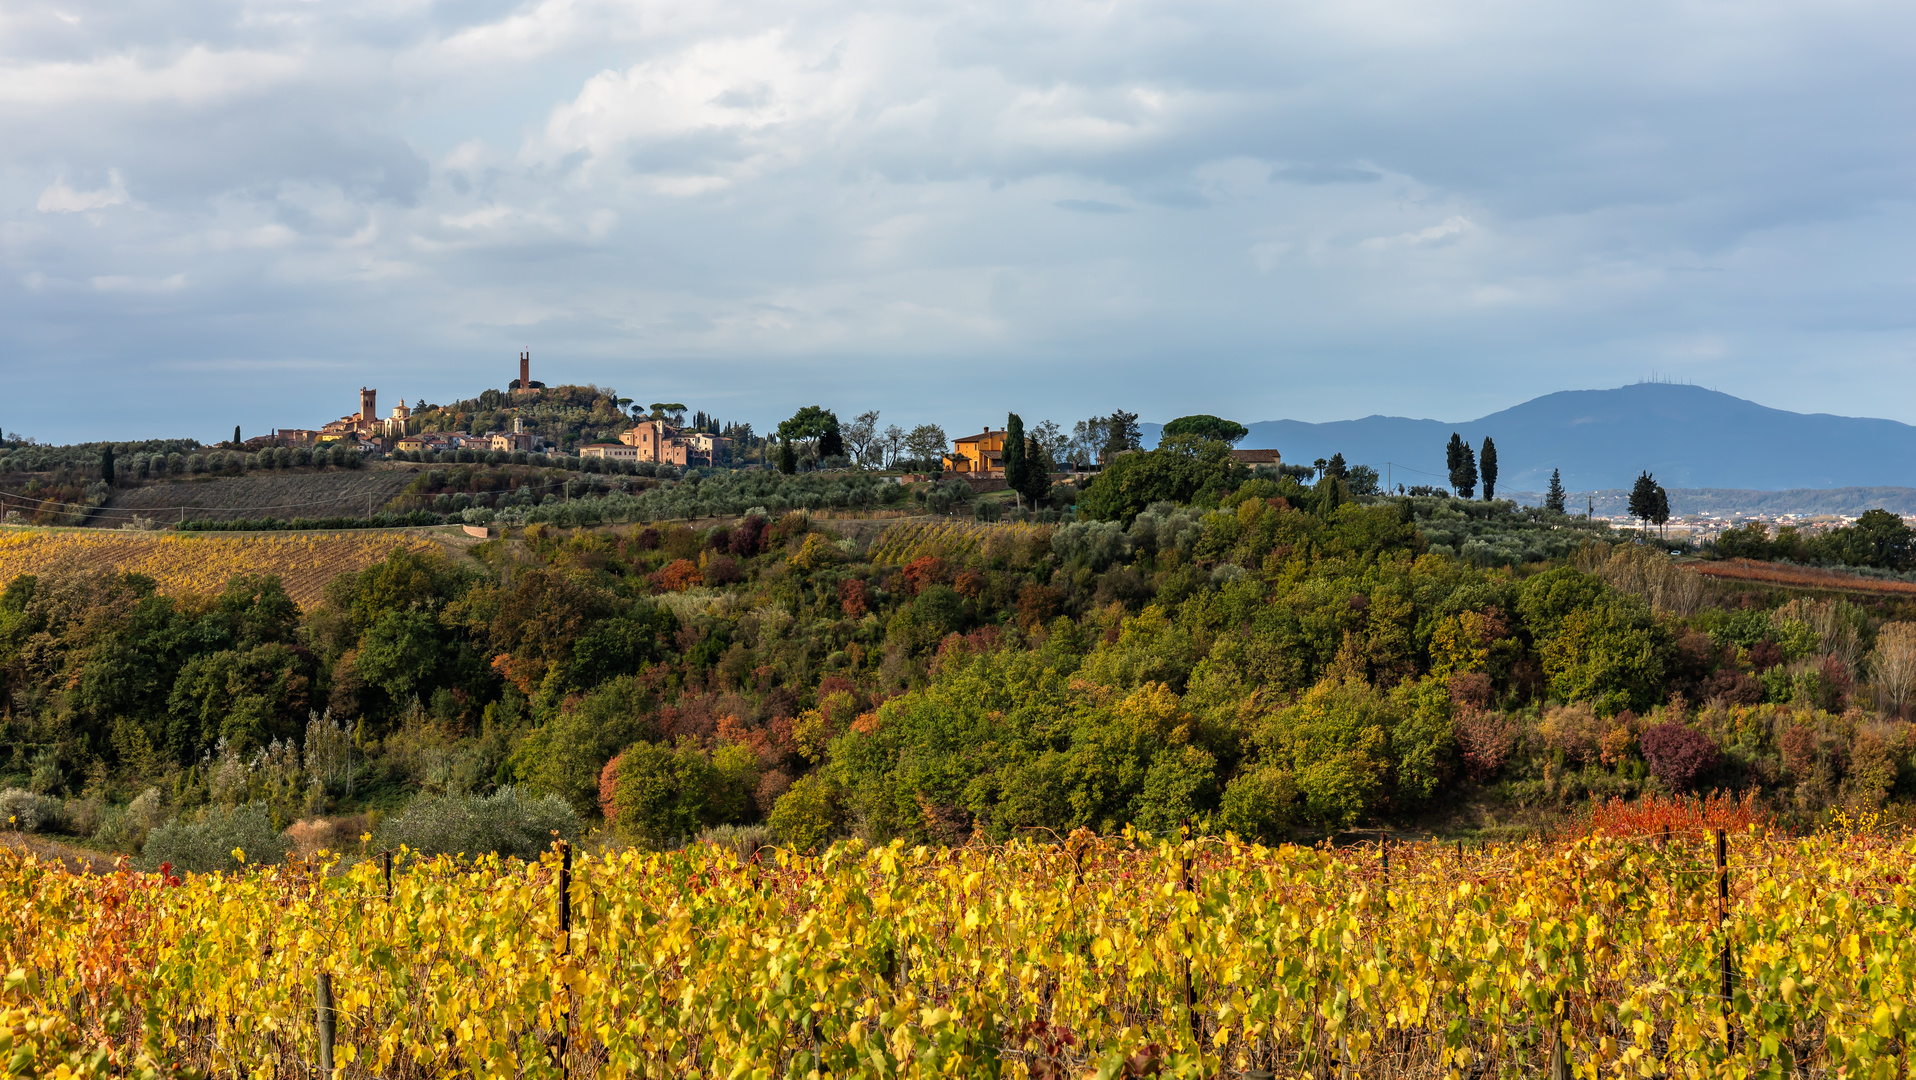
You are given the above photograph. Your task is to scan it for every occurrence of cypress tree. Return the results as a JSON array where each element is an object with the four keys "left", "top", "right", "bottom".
[
  {"left": 1002, "top": 413, "right": 1027, "bottom": 505},
  {"left": 1445, "top": 433, "right": 1481, "bottom": 497},
  {"left": 233, "top": 425, "right": 241, "bottom": 447},
  {"left": 100, "top": 445, "right": 115, "bottom": 486},
  {"left": 1545, "top": 469, "right": 1567, "bottom": 513},
  {"left": 1479, "top": 437, "right": 1498, "bottom": 500},
  {"left": 777, "top": 439, "right": 797, "bottom": 475},
  {"left": 1440, "top": 438, "right": 1471, "bottom": 501}
]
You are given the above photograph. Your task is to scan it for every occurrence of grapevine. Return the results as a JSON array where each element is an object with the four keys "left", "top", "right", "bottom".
[
  {"left": 0, "top": 529, "right": 441, "bottom": 609},
  {"left": 3, "top": 829, "right": 1912, "bottom": 1077},
  {"left": 870, "top": 520, "right": 1051, "bottom": 566}
]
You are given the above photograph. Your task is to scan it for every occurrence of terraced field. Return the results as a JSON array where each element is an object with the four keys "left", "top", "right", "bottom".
[{"left": 88, "top": 468, "right": 421, "bottom": 526}]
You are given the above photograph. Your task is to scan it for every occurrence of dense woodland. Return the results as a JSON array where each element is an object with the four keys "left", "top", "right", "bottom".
[{"left": 6, "top": 438, "right": 1916, "bottom": 869}]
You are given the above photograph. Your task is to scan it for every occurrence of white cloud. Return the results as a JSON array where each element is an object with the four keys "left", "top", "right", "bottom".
[
  {"left": 0, "top": 0, "right": 1912, "bottom": 442},
  {"left": 37, "top": 169, "right": 127, "bottom": 212},
  {"left": 1361, "top": 215, "right": 1474, "bottom": 250}
]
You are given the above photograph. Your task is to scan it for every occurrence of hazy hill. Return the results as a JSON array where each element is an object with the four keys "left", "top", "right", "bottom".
[{"left": 1145, "top": 383, "right": 1916, "bottom": 493}]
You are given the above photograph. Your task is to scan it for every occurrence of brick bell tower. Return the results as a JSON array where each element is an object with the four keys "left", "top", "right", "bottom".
[
  {"left": 359, "top": 386, "right": 376, "bottom": 427},
  {"left": 517, "top": 351, "right": 530, "bottom": 392}
]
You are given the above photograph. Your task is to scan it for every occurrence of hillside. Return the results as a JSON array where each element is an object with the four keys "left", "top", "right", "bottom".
[{"left": 1148, "top": 383, "right": 1916, "bottom": 494}]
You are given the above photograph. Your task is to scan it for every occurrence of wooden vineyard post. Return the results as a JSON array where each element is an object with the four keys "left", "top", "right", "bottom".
[
  {"left": 1381, "top": 837, "right": 1390, "bottom": 917},
  {"left": 1716, "top": 828, "right": 1733, "bottom": 1053},
  {"left": 1180, "top": 834, "right": 1196, "bottom": 1052},
  {"left": 382, "top": 850, "right": 392, "bottom": 900},
  {"left": 559, "top": 841, "right": 573, "bottom": 949},
  {"left": 557, "top": 841, "right": 572, "bottom": 1078},
  {"left": 1547, "top": 992, "right": 1570, "bottom": 1080},
  {"left": 315, "top": 973, "right": 336, "bottom": 1078}
]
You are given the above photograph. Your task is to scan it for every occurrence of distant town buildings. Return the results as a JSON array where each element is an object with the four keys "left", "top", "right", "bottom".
[{"left": 617, "top": 419, "right": 731, "bottom": 466}]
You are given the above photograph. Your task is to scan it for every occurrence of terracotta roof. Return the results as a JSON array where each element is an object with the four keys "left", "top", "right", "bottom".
[
  {"left": 953, "top": 430, "right": 1006, "bottom": 444},
  {"left": 1230, "top": 448, "right": 1283, "bottom": 464}
]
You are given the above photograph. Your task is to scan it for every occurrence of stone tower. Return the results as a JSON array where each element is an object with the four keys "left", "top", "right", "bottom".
[
  {"left": 518, "top": 352, "right": 530, "bottom": 392},
  {"left": 359, "top": 387, "right": 377, "bottom": 427}
]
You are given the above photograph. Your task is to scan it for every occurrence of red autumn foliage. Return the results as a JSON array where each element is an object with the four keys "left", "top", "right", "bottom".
[
  {"left": 1641, "top": 721, "right": 1722, "bottom": 791},
  {"left": 1576, "top": 789, "right": 1769, "bottom": 839},
  {"left": 1016, "top": 582, "right": 1063, "bottom": 631},
  {"left": 839, "top": 578, "right": 870, "bottom": 618},
  {"left": 598, "top": 750, "right": 624, "bottom": 822},
  {"left": 898, "top": 556, "right": 948, "bottom": 596},
  {"left": 651, "top": 558, "right": 703, "bottom": 592}
]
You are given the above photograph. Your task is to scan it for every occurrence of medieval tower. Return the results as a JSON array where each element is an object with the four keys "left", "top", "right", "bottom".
[{"left": 359, "top": 387, "right": 377, "bottom": 427}]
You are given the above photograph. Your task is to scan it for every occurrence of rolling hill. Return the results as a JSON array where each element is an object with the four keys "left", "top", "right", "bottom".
[{"left": 1145, "top": 383, "right": 1916, "bottom": 494}]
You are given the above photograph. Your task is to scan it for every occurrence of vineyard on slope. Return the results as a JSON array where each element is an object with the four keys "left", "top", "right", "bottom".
[
  {"left": 2, "top": 829, "right": 1911, "bottom": 1078},
  {"left": 868, "top": 519, "right": 1052, "bottom": 566},
  {"left": 0, "top": 529, "right": 442, "bottom": 609}
]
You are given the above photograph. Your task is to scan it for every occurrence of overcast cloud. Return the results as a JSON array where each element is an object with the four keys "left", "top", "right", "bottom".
[{"left": 3, "top": 0, "right": 1913, "bottom": 443}]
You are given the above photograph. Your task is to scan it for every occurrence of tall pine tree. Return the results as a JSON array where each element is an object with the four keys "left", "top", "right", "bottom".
[
  {"left": 1479, "top": 437, "right": 1498, "bottom": 500},
  {"left": 1545, "top": 468, "right": 1567, "bottom": 513},
  {"left": 1628, "top": 471, "right": 1660, "bottom": 535}
]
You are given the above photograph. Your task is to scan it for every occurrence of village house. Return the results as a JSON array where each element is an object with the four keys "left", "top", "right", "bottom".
[
  {"left": 579, "top": 442, "right": 640, "bottom": 463},
  {"left": 945, "top": 428, "right": 1008, "bottom": 476}
]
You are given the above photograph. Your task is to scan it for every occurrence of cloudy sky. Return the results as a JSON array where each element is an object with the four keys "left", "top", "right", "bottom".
[{"left": 3, "top": 0, "right": 1912, "bottom": 444}]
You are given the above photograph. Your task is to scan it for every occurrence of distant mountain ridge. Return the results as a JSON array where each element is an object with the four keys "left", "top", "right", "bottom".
[{"left": 1143, "top": 384, "right": 1916, "bottom": 493}]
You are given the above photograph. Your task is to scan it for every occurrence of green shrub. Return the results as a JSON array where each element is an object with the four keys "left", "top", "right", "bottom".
[
  {"left": 768, "top": 774, "right": 846, "bottom": 853},
  {"left": 0, "top": 788, "right": 68, "bottom": 833},
  {"left": 143, "top": 803, "right": 284, "bottom": 873},
  {"left": 1131, "top": 744, "right": 1219, "bottom": 835},
  {"left": 606, "top": 741, "right": 711, "bottom": 847},
  {"left": 373, "top": 787, "right": 581, "bottom": 861},
  {"left": 1219, "top": 767, "right": 1299, "bottom": 841}
]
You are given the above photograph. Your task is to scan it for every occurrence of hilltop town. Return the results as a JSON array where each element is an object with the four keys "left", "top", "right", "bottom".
[{"left": 251, "top": 354, "right": 736, "bottom": 468}]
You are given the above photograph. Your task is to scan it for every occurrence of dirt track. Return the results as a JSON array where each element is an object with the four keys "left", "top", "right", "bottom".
[
  {"left": 0, "top": 831, "right": 118, "bottom": 874},
  {"left": 1690, "top": 558, "right": 1916, "bottom": 595}
]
